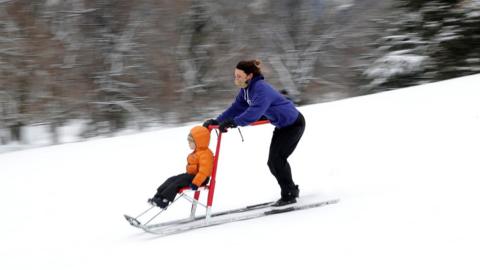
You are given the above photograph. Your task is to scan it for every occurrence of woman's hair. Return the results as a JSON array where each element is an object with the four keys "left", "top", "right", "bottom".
[{"left": 236, "top": 59, "right": 262, "bottom": 76}]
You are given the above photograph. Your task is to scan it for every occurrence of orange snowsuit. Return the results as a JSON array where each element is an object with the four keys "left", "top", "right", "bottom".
[{"left": 186, "top": 126, "right": 214, "bottom": 187}]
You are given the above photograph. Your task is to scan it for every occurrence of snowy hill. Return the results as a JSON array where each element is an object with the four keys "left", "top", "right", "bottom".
[{"left": 1, "top": 74, "right": 480, "bottom": 270}]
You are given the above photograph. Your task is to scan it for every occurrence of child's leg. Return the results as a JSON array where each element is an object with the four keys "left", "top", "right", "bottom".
[
  {"left": 157, "top": 173, "right": 194, "bottom": 202},
  {"left": 155, "top": 175, "right": 178, "bottom": 196}
]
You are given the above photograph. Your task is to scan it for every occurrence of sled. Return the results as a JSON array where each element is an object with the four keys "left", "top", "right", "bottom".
[{"left": 124, "top": 120, "right": 272, "bottom": 232}]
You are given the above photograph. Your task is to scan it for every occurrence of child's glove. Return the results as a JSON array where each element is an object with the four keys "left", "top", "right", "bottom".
[
  {"left": 219, "top": 119, "right": 237, "bottom": 133},
  {"left": 189, "top": 183, "right": 199, "bottom": 190},
  {"left": 203, "top": 119, "right": 219, "bottom": 128}
]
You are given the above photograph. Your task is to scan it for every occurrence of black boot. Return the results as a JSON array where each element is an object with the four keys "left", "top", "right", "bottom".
[
  {"left": 154, "top": 196, "right": 170, "bottom": 209},
  {"left": 272, "top": 196, "right": 297, "bottom": 207},
  {"left": 291, "top": 185, "right": 300, "bottom": 198},
  {"left": 148, "top": 195, "right": 170, "bottom": 209},
  {"left": 147, "top": 194, "right": 161, "bottom": 206},
  {"left": 281, "top": 185, "right": 300, "bottom": 199},
  {"left": 272, "top": 185, "right": 300, "bottom": 207}
]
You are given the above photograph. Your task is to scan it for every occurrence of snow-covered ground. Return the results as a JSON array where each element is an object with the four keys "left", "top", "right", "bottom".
[{"left": 1, "top": 74, "right": 480, "bottom": 270}]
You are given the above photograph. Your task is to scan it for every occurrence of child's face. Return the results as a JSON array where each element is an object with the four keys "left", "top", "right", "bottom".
[{"left": 188, "top": 134, "right": 196, "bottom": 150}]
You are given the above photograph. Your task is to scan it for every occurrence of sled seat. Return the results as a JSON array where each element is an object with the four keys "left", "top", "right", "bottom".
[{"left": 178, "top": 185, "right": 209, "bottom": 193}]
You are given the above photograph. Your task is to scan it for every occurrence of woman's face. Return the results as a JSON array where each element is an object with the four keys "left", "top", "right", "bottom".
[{"left": 234, "top": 69, "right": 252, "bottom": 88}]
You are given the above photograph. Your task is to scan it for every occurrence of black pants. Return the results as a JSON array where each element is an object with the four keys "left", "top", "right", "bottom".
[
  {"left": 155, "top": 173, "right": 195, "bottom": 202},
  {"left": 267, "top": 113, "right": 305, "bottom": 197},
  {"left": 155, "top": 173, "right": 209, "bottom": 202}
]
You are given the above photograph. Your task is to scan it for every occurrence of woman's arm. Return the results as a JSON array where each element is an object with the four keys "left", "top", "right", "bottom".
[{"left": 216, "top": 89, "right": 249, "bottom": 122}]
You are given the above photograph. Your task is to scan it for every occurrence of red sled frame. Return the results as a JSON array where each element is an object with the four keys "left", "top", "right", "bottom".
[{"left": 177, "top": 120, "right": 270, "bottom": 221}]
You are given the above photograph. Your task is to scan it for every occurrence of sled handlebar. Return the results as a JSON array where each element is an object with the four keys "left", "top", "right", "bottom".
[{"left": 207, "top": 119, "right": 270, "bottom": 130}]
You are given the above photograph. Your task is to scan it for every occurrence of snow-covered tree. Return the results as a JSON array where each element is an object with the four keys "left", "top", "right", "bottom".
[{"left": 364, "top": 0, "right": 480, "bottom": 91}]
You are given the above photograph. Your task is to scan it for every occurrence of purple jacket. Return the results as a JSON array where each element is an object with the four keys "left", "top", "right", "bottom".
[{"left": 216, "top": 75, "right": 299, "bottom": 128}]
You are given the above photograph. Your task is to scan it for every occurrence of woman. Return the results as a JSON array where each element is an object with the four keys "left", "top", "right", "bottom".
[{"left": 203, "top": 60, "right": 306, "bottom": 206}]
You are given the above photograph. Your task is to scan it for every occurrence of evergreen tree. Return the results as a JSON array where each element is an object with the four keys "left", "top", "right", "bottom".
[{"left": 364, "top": 0, "right": 480, "bottom": 91}]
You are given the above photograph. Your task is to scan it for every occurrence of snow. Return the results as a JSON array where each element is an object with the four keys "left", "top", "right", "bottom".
[{"left": 1, "top": 74, "right": 480, "bottom": 270}]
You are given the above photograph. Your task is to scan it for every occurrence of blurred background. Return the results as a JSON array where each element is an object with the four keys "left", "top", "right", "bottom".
[{"left": 1, "top": 0, "right": 479, "bottom": 150}]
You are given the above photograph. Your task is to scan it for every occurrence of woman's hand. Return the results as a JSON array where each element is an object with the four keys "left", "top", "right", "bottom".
[
  {"left": 202, "top": 119, "right": 219, "bottom": 128},
  {"left": 219, "top": 119, "right": 237, "bottom": 132}
]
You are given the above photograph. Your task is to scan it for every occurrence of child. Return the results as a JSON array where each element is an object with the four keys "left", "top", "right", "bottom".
[{"left": 148, "top": 126, "right": 214, "bottom": 209}]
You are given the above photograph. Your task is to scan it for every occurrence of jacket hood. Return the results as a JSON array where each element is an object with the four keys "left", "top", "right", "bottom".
[{"left": 190, "top": 126, "right": 210, "bottom": 150}]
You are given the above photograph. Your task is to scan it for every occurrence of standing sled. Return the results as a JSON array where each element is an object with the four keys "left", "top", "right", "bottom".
[{"left": 124, "top": 120, "right": 339, "bottom": 236}]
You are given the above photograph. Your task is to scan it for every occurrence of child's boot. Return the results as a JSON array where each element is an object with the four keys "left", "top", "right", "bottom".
[
  {"left": 147, "top": 194, "right": 161, "bottom": 206},
  {"left": 153, "top": 196, "right": 170, "bottom": 209}
]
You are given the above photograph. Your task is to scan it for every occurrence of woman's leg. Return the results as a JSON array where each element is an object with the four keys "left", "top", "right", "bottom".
[{"left": 268, "top": 113, "right": 305, "bottom": 199}]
